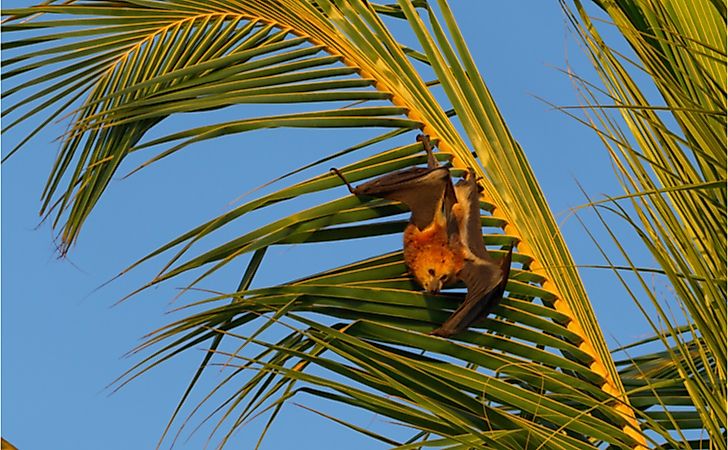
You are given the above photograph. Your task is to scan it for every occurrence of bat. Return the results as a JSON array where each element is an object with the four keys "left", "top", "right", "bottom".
[{"left": 331, "top": 134, "right": 512, "bottom": 337}]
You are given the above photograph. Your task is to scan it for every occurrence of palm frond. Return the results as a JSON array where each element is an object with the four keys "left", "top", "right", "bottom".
[
  {"left": 563, "top": 0, "right": 726, "bottom": 446},
  {"left": 3, "top": 0, "right": 650, "bottom": 448}
]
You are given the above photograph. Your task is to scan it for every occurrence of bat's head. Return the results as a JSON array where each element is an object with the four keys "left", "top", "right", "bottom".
[
  {"left": 421, "top": 266, "right": 458, "bottom": 293},
  {"left": 409, "top": 249, "right": 462, "bottom": 293},
  {"left": 404, "top": 221, "right": 464, "bottom": 294}
]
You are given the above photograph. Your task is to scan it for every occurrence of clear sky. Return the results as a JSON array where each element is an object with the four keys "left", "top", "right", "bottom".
[{"left": 3, "top": 2, "right": 655, "bottom": 449}]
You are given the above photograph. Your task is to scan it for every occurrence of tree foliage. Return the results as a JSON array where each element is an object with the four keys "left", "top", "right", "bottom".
[{"left": 2, "top": 0, "right": 724, "bottom": 448}]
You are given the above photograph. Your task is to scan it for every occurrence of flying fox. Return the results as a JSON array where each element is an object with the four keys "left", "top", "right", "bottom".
[{"left": 332, "top": 134, "right": 512, "bottom": 337}]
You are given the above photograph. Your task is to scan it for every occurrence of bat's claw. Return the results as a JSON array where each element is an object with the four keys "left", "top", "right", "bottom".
[
  {"left": 417, "top": 134, "right": 439, "bottom": 169},
  {"left": 416, "top": 134, "right": 435, "bottom": 150},
  {"left": 330, "top": 167, "right": 356, "bottom": 193},
  {"left": 462, "top": 170, "right": 482, "bottom": 181},
  {"left": 461, "top": 170, "right": 484, "bottom": 193}
]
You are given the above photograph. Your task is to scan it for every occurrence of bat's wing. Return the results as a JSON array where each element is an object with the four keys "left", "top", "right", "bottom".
[
  {"left": 430, "top": 171, "right": 513, "bottom": 337},
  {"left": 430, "top": 248, "right": 512, "bottom": 337},
  {"left": 451, "top": 172, "right": 491, "bottom": 259},
  {"left": 351, "top": 166, "right": 451, "bottom": 230},
  {"left": 332, "top": 134, "right": 451, "bottom": 230}
]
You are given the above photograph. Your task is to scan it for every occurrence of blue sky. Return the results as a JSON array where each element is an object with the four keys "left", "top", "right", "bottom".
[{"left": 3, "top": 2, "right": 656, "bottom": 449}]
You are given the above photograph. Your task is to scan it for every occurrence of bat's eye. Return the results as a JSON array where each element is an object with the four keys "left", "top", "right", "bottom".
[
  {"left": 428, "top": 268, "right": 435, "bottom": 276},
  {"left": 439, "top": 274, "right": 448, "bottom": 282}
]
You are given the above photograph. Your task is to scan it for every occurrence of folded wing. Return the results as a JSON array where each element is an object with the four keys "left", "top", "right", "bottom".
[
  {"left": 430, "top": 172, "right": 513, "bottom": 337},
  {"left": 430, "top": 248, "right": 512, "bottom": 337},
  {"left": 350, "top": 166, "right": 451, "bottom": 230}
]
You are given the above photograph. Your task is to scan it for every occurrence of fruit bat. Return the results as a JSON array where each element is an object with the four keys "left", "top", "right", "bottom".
[{"left": 332, "top": 135, "right": 512, "bottom": 337}]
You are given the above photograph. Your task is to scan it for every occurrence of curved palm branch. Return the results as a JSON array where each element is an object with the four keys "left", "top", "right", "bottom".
[
  {"left": 3, "top": 1, "right": 649, "bottom": 448},
  {"left": 562, "top": 0, "right": 726, "bottom": 447}
]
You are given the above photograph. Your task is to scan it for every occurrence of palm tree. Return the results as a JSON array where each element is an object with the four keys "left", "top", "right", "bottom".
[{"left": 2, "top": 1, "right": 724, "bottom": 449}]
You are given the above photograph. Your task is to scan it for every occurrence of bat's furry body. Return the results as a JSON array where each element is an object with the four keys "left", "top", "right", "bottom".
[
  {"left": 332, "top": 135, "right": 512, "bottom": 337},
  {"left": 403, "top": 211, "right": 463, "bottom": 293}
]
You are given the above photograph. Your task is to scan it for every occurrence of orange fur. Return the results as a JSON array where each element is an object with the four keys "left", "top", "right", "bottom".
[{"left": 403, "top": 215, "right": 464, "bottom": 292}]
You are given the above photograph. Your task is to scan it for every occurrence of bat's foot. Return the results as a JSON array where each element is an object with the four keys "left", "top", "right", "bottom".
[
  {"left": 330, "top": 167, "right": 356, "bottom": 193},
  {"left": 416, "top": 134, "right": 439, "bottom": 169}
]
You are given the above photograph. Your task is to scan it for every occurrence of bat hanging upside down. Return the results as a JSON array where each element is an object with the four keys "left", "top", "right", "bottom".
[{"left": 332, "top": 134, "right": 513, "bottom": 337}]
